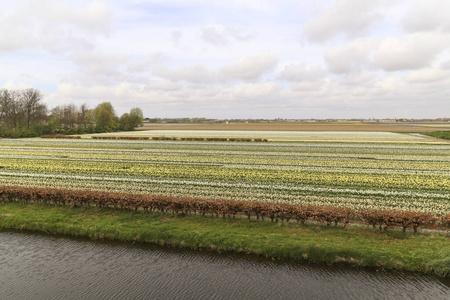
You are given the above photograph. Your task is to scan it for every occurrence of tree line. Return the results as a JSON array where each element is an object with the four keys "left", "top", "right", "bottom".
[{"left": 0, "top": 88, "right": 143, "bottom": 138}]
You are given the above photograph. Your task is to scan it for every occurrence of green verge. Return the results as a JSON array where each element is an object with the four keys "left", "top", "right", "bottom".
[
  {"left": 1, "top": 202, "right": 449, "bottom": 278},
  {"left": 421, "top": 131, "right": 450, "bottom": 141}
]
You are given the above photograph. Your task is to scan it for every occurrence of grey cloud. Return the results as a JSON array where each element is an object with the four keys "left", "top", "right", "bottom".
[
  {"left": 44, "top": 1, "right": 112, "bottom": 33},
  {"left": 324, "top": 38, "right": 379, "bottom": 74},
  {"left": 339, "top": 73, "right": 375, "bottom": 86},
  {"left": 220, "top": 53, "right": 278, "bottom": 81},
  {"left": 230, "top": 82, "right": 282, "bottom": 100},
  {"left": 0, "top": 1, "right": 112, "bottom": 54},
  {"left": 289, "top": 80, "right": 326, "bottom": 92},
  {"left": 402, "top": 0, "right": 450, "bottom": 33},
  {"left": 201, "top": 27, "right": 228, "bottom": 46},
  {"left": 144, "top": 79, "right": 183, "bottom": 92},
  {"left": 136, "top": 52, "right": 278, "bottom": 85},
  {"left": 154, "top": 64, "right": 216, "bottom": 84},
  {"left": 128, "top": 53, "right": 166, "bottom": 73},
  {"left": 441, "top": 60, "right": 450, "bottom": 70},
  {"left": 70, "top": 52, "right": 128, "bottom": 75},
  {"left": 55, "top": 73, "right": 450, "bottom": 119},
  {"left": 303, "top": 0, "right": 385, "bottom": 42},
  {"left": 373, "top": 33, "right": 450, "bottom": 71},
  {"left": 63, "top": 52, "right": 130, "bottom": 86},
  {"left": 225, "top": 27, "right": 252, "bottom": 42}
]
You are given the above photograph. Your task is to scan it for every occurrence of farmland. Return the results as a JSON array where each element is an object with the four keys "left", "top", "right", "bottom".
[
  {"left": 1, "top": 129, "right": 450, "bottom": 276},
  {"left": 0, "top": 131, "right": 449, "bottom": 217},
  {"left": 139, "top": 122, "right": 450, "bottom": 133}
]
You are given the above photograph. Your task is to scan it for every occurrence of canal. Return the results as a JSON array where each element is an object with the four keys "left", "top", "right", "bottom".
[{"left": 0, "top": 231, "right": 448, "bottom": 300}]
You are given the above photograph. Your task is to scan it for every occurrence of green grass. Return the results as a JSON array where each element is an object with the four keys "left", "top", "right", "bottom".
[
  {"left": 421, "top": 131, "right": 450, "bottom": 141},
  {"left": 1, "top": 202, "right": 449, "bottom": 278}
]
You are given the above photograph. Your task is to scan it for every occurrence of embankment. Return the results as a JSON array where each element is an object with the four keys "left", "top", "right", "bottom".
[{"left": 1, "top": 203, "right": 448, "bottom": 278}]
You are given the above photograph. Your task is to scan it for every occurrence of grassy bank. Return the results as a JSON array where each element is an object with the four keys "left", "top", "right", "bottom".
[
  {"left": 421, "top": 131, "right": 450, "bottom": 141},
  {"left": 1, "top": 203, "right": 449, "bottom": 278}
]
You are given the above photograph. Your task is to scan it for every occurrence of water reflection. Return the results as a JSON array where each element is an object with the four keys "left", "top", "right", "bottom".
[{"left": 0, "top": 230, "right": 448, "bottom": 300}]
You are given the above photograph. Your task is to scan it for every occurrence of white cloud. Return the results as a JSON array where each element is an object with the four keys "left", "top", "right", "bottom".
[
  {"left": 0, "top": 1, "right": 112, "bottom": 54},
  {"left": 201, "top": 26, "right": 252, "bottom": 46},
  {"left": 0, "top": 80, "right": 33, "bottom": 90},
  {"left": 402, "top": 0, "right": 450, "bottom": 33},
  {"left": 154, "top": 64, "right": 217, "bottom": 84},
  {"left": 43, "top": 1, "right": 112, "bottom": 33},
  {"left": 201, "top": 0, "right": 277, "bottom": 14},
  {"left": 57, "top": 82, "right": 90, "bottom": 100},
  {"left": 2, "top": 0, "right": 450, "bottom": 119},
  {"left": 70, "top": 52, "right": 127, "bottom": 74},
  {"left": 339, "top": 73, "right": 375, "bottom": 86},
  {"left": 144, "top": 79, "right": 182, "bottom": 91},
  {"left": 63, "top": 52, "right": 129, "bottom": 86},
  {"left": 225, "top": 27, "right": 252, "bottom": 42},
  {"left": 289, "top": 80, "right": 327, "bottom": 92},
  {"left": 405, "top": 68, "right": 450, "bottom": 83},
  {"left": 128, "top": 53, "right": 166, "bottom": 73},
  {"left": 303, "top": 0, "right": 386, "bottom": 42},
  {"left": 220, "top": 53, "right": 278, "bottom": 81},
  {"left": 171, "top": 30, "right": 183, "bottom": 46},
  {"left": 441, "top": 60, "right": 450, "bottom": 70},
  {"left": 371, "top": 76, "right": 400, "bottom": 96},
  {"left": 201, "top": 27, "right": 228, "bottom": 46},
  {"left": 230, "top": 82, "right": 282, "bottom": 101},
  {"left": 57, "top": 81, "right": 141, "bottom": 105},
  {"left": 324, "top": 38, "right": 379, "bottom": 74},
  {"left": 279, "top": 63, "right": 326, "bottom": 81},
  {"left": 373, "top": 33, "right": 450, "bottom": 71}
]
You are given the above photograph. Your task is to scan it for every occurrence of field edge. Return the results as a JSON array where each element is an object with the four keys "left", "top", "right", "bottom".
[{"left": 1, "top": 203, "right": 449, "bottom": 278}]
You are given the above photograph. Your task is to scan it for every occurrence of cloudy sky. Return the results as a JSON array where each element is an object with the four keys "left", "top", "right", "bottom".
[{"left": 1, "top": 0, "right": 450, "bottom": 119}]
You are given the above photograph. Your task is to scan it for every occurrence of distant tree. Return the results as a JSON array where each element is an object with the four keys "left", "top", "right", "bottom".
[
  {"left": 118, "top": 113, "right": 133, "bottom": 131},
  {"left": 129, "top": 107, "right": 144, "bottom": 129},
  {"left": 93, "top": 102, "right": 117, "bottom": 132},
  {"left": 21, "top": 88, "right": 47, "bottom": 129},
  {"left": 77, "top": 103, "right": 89, "bottom": 126},
  {"left": 0, "top": 89, "right": 21, "bottom": 129},
  {"left": 0, "top": 89, "right": 12, "bottom": 127},
  {"left": 0, "top": 89, "right": 144, "bottom": 137},
  {"left": 82, "top": 109, "right": 96, "bottom": 128},
  {"left": 118, "top": 108, "right": 143, "bottom": 131}
]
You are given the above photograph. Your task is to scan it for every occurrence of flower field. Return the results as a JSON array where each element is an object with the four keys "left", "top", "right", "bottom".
[
  {"left": 0, "top": 131, "right": 449, "bottom": 216},
  {"left": 83, "top": 130, "right": 441, "bottom": 142}
]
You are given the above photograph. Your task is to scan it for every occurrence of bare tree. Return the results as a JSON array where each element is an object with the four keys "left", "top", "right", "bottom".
[
  {"left": 21, "top": 88, "right": 47, "bottom": 129},
  {"left": 51, "top": 103, "right": 78, "bottom": 129},
  {"left": 0, "top": 90, "right": 22, "bottom": 129},
  {"left": 77, "top": 103, "right": 89, "bottom": 126},
  {"left": 0, "top": 88, "right": 47, "bottom": 131},
  {"left": 0, "top": 89, "right": 7, "bottom": 126}
]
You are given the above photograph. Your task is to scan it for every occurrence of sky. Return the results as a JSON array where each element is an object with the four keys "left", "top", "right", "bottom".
[{"left": 1, "top": 0, "right": 450, "bottom": 119}]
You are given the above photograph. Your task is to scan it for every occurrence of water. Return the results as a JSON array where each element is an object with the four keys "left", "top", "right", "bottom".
[{"left": 0, "top": 231, "right": 448, "bottom": 300}]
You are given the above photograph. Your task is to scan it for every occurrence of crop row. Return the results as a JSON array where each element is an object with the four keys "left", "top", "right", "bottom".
[
  {"left": 1, "top": 152, "right": 448, "bottom": 177},
  {"left": 1, "top": 171, "right": 448, "bottom": 216},
  {"left": 2, "top": 146, "right": 449, "bottom": 175},
  {"left": 1, "top": 185, "right": 448, "bottom": 232},
  {"left": 3, "top": 138, "right": 449, "bottom": 157},
  {"left": 2, "top": 157, "right": 448, "bottom": 191},
  {"left": 105, "top": 130, "right": 429, "bottom": 142}
]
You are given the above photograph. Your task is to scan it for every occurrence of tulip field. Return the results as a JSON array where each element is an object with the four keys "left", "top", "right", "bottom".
[{"left": 0, "top": 131, "right": 449, "bottom": 217}]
